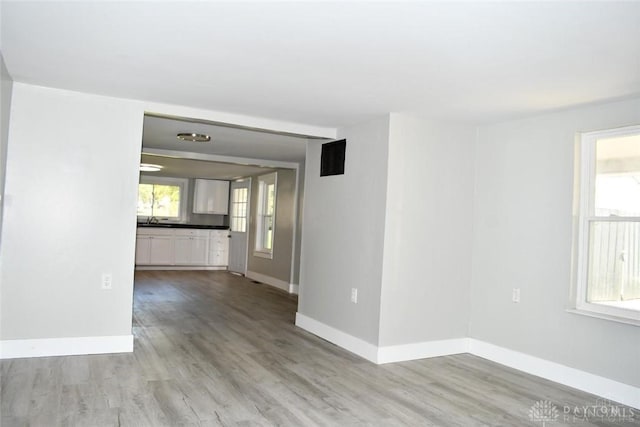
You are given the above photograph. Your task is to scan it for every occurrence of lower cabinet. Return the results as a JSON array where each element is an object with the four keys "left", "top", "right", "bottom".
[
  {"left": 135, "top": 229, "right": 174, "bottom": 265},
  {"left": 174, "top": 230, "right": 210, "bottom": 265},
  {"left": 174, "top": 236, "right": 209, "bottom": 265},
  {"left": 135, "top": 236, "right": 150, "bottom": 264},
  {"left": 149, "top": 235, "right": 174, "bottom": 265},
  {"left": 209, "top": 230, "right": 229, "bottom": 266},
  {"left": 135, "top": 227, "right": 229, "bottom": 268}
]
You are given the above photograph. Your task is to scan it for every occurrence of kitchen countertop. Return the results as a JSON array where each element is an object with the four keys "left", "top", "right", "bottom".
[{"left": 137, "top": 223, "right": 229, "bottom": 230}]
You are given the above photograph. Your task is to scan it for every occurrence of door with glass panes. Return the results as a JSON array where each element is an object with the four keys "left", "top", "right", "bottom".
[{"left": 228, "top": 179, "right": 250, "bottom": 274}]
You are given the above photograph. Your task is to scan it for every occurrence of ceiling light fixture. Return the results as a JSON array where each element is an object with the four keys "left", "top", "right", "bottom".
[
  {"left": 140, "top": 163, "right": 163, "bottom": 172},
  {"left": 177, "top": 132, "right": 211, "bottom": 142}
]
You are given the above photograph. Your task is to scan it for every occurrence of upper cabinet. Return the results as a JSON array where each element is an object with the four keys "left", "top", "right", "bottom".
[{"left": 193, "top": 179, "right": 230, "bottom": 214}]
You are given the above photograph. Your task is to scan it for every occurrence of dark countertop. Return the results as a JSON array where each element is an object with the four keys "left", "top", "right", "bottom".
[{"left": 137, "top": 223, "right": 229, "bottom": 230}]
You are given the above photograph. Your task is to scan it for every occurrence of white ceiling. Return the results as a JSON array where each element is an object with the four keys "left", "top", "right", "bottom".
[
  {"left": 143, "top": 115, "right": 313, "bottom": 162},
  {"left": 2, "top": 2, "right": 639, "bottom": 128},
  {"left": 140, "top": 153, "right": 276, "bottom": 180}
]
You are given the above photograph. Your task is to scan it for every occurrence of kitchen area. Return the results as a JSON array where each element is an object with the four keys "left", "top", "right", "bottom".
[
  {"left": 135, "top": 174, "right": 233, "bottom": 270},
  {"left": 133, "top": 113, "right": 312, "bottom": 292}
]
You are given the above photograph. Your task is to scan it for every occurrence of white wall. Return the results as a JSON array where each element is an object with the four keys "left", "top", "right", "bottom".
[
  {"left": 0, "top": 83, "right": 143, "bottom": 340},
  {"left": 470, "top": 97, "right": 640, "bottom": 387},
  {"left": 0, "top": 53, "right": 13, "bottom": 241},
  {"left": 298, "top": 116, "right": 390, "bottom": 345},
  {"left": 379, "top": 114, "right": 475, "bottom": 346}
]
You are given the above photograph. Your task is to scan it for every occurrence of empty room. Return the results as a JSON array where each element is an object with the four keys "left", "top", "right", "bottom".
[{"left": 0, "top": 1, "right": 639, "bottom": 426}]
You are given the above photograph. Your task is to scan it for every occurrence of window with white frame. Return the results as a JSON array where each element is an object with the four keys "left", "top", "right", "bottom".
[
  {"left": 137, "top": 176, "right": 187, "bottom": 222},
  {"left": 255, "top": 172, "right": 277, "bottom": 258},
  {"left": 230, "top": 186, "right": 249, "bottom": 232},
  {"left": 575, "top": 125, "right": 640, "bottom": 323}
]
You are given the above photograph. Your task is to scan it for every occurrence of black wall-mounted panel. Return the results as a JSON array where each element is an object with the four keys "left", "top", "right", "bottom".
[{"left": 320, "top": 139, "right": 346, "bottom": 177}]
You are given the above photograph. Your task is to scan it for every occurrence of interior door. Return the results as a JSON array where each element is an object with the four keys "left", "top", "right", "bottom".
[{"left": 228, "top": 179, "right": 251, "bottom": 274}]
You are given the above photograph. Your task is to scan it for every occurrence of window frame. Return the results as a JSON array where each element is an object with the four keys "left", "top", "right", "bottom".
[
  {"left": 254, "top": 172, "right": 277, "bottom": 259},
  {"left": 230, "top": 180, "right": 250, "bottom": 233},
  {"left": 137, "top": 176, "right": 188, "bottom": 223},
  {"left": 574, "top": 125, "right": 640, "bottom": 325}
]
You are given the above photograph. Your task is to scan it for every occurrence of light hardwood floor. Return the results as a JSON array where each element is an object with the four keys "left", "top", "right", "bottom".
[{"left": 1, "top": 271, "right": 638, "bottom": 426}]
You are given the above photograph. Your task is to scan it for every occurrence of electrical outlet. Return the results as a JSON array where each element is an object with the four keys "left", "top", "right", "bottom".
[
  {"left": 512, "top": 288, "right": 520, "bottom": 303},
  {"left": 351, "top": 288, "right": 358, "bottom": 304},
  {"left": 101, "top": 273, "right": 113, "bottom": 290}
]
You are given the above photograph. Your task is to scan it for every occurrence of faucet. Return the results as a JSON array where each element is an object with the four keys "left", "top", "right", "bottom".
[{"left": 146, "top": 216, "right": 159, "bottom": 224}]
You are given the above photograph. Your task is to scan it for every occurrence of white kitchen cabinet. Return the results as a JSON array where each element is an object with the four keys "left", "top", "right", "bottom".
[
  {"left": 174, "top": 229, "right": 210, "bottom": 265},
  {"left": 135, "top": 227, "right": 228, "bottom": 268},
  {"left": 193, "top": 179, "right": 230, "bottom": 214},
  {"left": 149, "top": 235, "right": 174, "bottom": 264},
  {"left": 209, "top": 230, "right": 229, "bottom": 266},
  {"left": 174, "top": 236, "right": 192, "bottom": 265},
  {"left": 135, "top": 236, "right": 151, "bottom": 264},
  {"left": 191, "top": 237, "right": 209, "bottom": 264},
  {"left": 136, "top": 228, "right": 175, "bottom": 265}
]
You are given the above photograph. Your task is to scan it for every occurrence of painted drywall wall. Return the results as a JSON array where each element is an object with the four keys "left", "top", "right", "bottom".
[
  {"left": 470, "top": 97, "right": 640, "bottom": 386},
  {"left": 299, "top": 116, "right": 390, "bottom": 345},
  {"left": 378, "top": 114, "right": 475, "bottom": 346},
  {"left": 0, "top": 83, "right": 143, "bottom": 339},
  {"left": 0, "top": 53, "right": 13, "bottom": 242},
  {"left": 291, "top": 161, "right": 305, "bottom": 285},
  {"left": 247, "top": 169, "right": 296, "bottom": 283}
]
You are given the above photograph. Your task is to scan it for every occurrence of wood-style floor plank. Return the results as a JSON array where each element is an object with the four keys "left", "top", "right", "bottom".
[{"left": 1, "top": 270, "right": 638, "bottom": 426}]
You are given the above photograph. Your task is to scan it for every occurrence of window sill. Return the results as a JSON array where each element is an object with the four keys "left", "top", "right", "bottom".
[
  {"left": 253, "top": 251, "right": 273, "bottom": 259},
  {"left": 566, "top": 308, "right": 640, "bottom": 327}
]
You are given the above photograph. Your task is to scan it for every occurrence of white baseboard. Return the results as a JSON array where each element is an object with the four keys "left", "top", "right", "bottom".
[
  {"left": 377, "top": 338, "right": 469, "bottom": 364},
  {"left": 294, "top": 313, "right": 639, "bottom": 409},
  {"left": 295, "top": 313, "right": 378, "bottom": 362},
  {"left": 295, "top": 313, "right": 467, "bottom": 364},
  {"left": 247, "top": 270, "right": 297, "bottom": 294},
  {"left": 468, "top": 339, "right": 639, "bottom": 410},
  {"left": 289, "top": 283, "right": 299, "bottom": 294},
  {"left": 0, "top": 335, "right": 134, "bottom": 359},
  {"left": 135, "top": 266, "right": 227, "bottom": 271}
]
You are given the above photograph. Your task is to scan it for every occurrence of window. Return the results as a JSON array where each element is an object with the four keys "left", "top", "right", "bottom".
[
  {"left": 575, "top": 125, "right": 640, "bottom": 323},
  {"left": 255, "top": 173, "right": 277, "bottom": 258},
  {"left": 230, "top": 185, "right": 249, "bottom": 232},
  {"left": 137, "top": 177, "right": 187, "bottom": 222}
]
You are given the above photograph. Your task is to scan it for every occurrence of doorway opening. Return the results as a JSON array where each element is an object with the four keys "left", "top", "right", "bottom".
[{"left": 134, "top": 113, "right": 327, "bottom": 292}]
